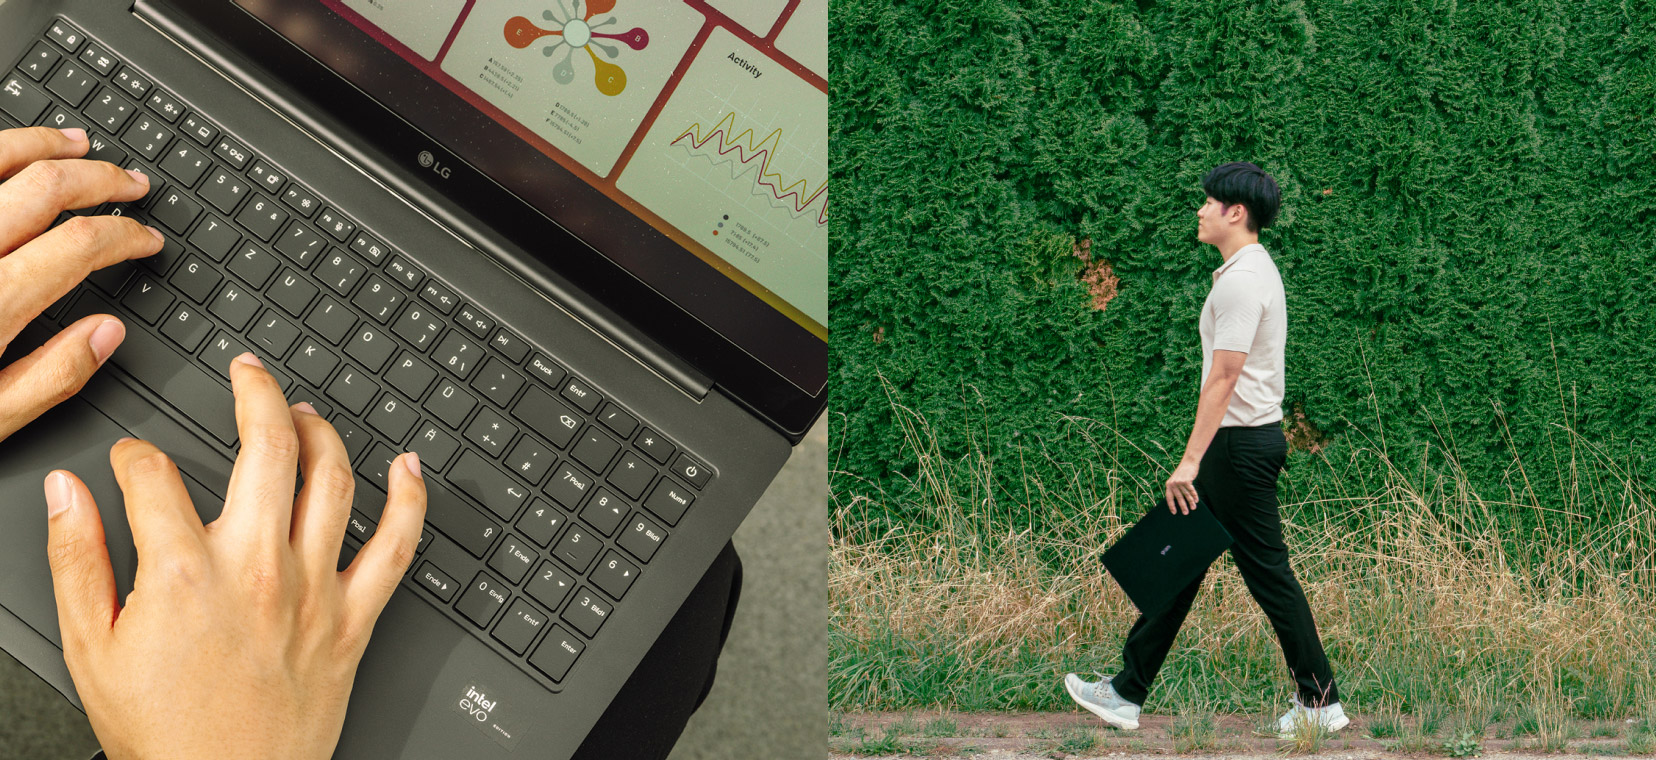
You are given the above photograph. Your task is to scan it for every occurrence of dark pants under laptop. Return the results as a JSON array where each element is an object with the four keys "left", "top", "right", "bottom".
[{"left": 1112, "top": 424, "right": 1338, "bottom": 707}]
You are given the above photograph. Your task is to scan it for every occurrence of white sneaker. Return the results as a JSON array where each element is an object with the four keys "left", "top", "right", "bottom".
[
  {"left": 1275, "top": 694, "right": 1349, "bottom": 739},
  {"left": 1062, "top": 673, "right": 1141, "bottom": 730}
]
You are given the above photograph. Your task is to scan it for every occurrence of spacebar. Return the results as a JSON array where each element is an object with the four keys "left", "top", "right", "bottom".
[{"left": 65, "top": 292, "right": 239, "bottom": 446}]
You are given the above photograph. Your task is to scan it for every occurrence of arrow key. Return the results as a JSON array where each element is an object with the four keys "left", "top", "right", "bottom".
[
  {"left": 415, "top": 561, "right": 459, "bottom": 603},
  {"left": 526, "top": 560, "right": 576, "bottom": 611},
  {"left": 591, "top": 551, "right": 638, "bottom": 600}
]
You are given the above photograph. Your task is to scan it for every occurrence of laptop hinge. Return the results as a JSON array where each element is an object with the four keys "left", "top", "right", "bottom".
[{"left": 129, "top": 0, "right": 714, "bottom": 402}]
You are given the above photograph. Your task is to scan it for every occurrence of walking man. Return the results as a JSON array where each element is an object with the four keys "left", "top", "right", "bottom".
[{"left": 1063, "top": 162, "right": 1347, "bottom": 738}]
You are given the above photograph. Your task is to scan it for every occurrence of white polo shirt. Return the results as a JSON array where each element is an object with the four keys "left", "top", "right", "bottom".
[{"left": 1199, "top": 243, "right": 1286, "bottom": 427}]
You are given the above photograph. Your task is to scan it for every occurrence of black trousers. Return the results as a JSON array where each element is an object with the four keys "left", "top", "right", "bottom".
[{"left": 1111, "top": 425, "right": 1338, "bottom": 707}]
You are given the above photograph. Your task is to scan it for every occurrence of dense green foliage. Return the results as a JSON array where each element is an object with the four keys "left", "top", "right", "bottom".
[{"left": 829, "top": 0, "right": 1656, "bottom": 530}]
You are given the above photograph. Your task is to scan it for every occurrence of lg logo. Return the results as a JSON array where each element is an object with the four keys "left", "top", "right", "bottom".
[{"left": 418, "top": 150, "right": 452, "bottom": 179}]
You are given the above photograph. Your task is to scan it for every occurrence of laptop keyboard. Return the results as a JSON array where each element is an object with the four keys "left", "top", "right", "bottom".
[{"left": 2, "top": 18, "right": 715, "bottom": 691}]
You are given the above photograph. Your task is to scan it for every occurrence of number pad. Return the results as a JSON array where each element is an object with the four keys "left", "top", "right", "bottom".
[
  {"left": 525, "top": 560, "right": 575, "bottom": 610},
  {"left": 591, "top": 551, "right": 638, "bottom": 600},
  {"left": 560, "top": 588, "right": 610, "bottom": 638},
  {"left": 552, "top": 525, "right": 600, "bottom": 573},
  {"left": 619, "top": 513, "right": 666, "bottom": 563}
]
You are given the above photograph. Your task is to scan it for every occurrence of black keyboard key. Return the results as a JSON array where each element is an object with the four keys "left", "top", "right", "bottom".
[
  {"left": 366, "top": 393, "right": 419, "bottom": 442},
  {"left": 463, "top": 407, "right": 517, "bottom": 458},
  {"left": 505, "top": 435, "right": 553, "bottom": 485},
  {"left": 391, "top": 303, "right": 443, "bottom": 350},
  {"left": 607, "top": 451, "right": 655, "bottom": 501},
  {"left": 644, "top": 479, "right": 694, "bottom": 525},
  {"left": 45, "top": 62, "right": 96, "bottom": 107},
  {"left": 228, "top": 241, "right": 278, "bottom": 288},
  {"left": 47, "top": 20, "right": 87, "bottom": 53},
  {"left": 86, "top": 131, "right": 126, "bottom": 166},
  {"left": 207, "top": 281, "right": 260, "bottom": 331},
  {"left": 579, "top": 488, "right": 627, "bottom": 536},
  {"left": 334, "top": 415, "right": 371, "bottom": 463},
  {"left": 288, "top": 338, "right": 339, "bottom": 387},
  {"left": 20, "top": 42, "right": 61, "bottom": 82},
  {"left": 120, "top": 114, "right": 173, "bottom": 161},
  {"left": 200, "top": 167, "right": 249, "bottom": 215},
  {"left": 187, "top": 214, "right": 239, "bottom": 261},
  {"left": 349, "top": 231, "right": 389, "bottom": 263},
  {"left": 350, "top": 275, "right": 403, "bottom": 323},
  {"left": 433, "top": 331, "right": 482, "bottom": 379},
  {"left": 274, "top": 221, "right": 325, "bottom": 268},
  {"left": 113, "top": 67, "right": 150, "bottom": 99},
  {"left": 344, "top": 322, "right": 395, "bottom": 372},
  {"left": 455, "top": 303, "right": 493, "bottom": 338},
  {"left": 159, "top": 141, "right": 211, "bottom": 186},
  {"left": 150, "top": 187, "right": 201, "bottom": 235},
  {"left": 491, "top": 598, "right": 548, "bottom": 656},
  {"left": 235, "top": 194, "right": 288, "bottom": 241},
  {"left": 169, "top": 255, "right": 220, "bottom": 303},
  {"left": 418, "top": 279, "right": 458, "bottom": 313},
  {"left": 120, "top": 276, "right": 172, "bottom": 325},
  {"left": 83, "top": 88, "right": 136, "bottom": 133},
  {"left": 315, "top": 208, "right": 355, "bottom": 242},
  {"left": 249, "top": 310, "right": 300, "bottom": 356},
  {"left": 545, "top": 465, "right": 592, "bottom": 510},
  {"left": 385, "top": 351, "right": 437, "bottom": 399},
  {"left": 0, "top": 75, "right": 50, "bottom": 124},
  {"left": 487, "top": 328, "right": 530, "bottom": 363},
  {"left": 409, "top": 421, "right": 460, "bottom": 471},
  {"left": 247, "top": 159, "right": 285, "bottom": 193},
  {"left": 76, "top": 43, "right": 119, "bottom": 76},
  {"left": 470, "top": 358, "right": 525, "bottom": 408},
  {"left": 42, "top": 105, "right": 89, "bottom": 137},
  {"left": 200, "top": 332, "right": 251, "bottom": 380},
  {"left": 553, "top": 524, "right": 600, "bottom": 573},
  {"left": 66, "top": 292, "right": 237, "bottom": 445},
  {"left": 325, "top": 365, "right": 380, "bottom": 416},
  {"left": 355, "top": 443, "right": 397, "bottom": 494},
  {"left": 561, "top": 588, "right": 610, "bottom": 638},
  {"left": 512, "top": 387, "right": 582, "bottom": 449},
  {"left": 525, "top": 354, "right": 567, "bottom": 389},
  {"left": 570, "top": 428, "right": 620, "bottom": 474},
  {"left": 560, "top": 377, "right": 601, "bottom": 414},
  {"left": 618, "top": 513, "right": 665, "bottom": 563},
  {"left": 488, "top": 536, "right": 536, "bottom": 584},
  {"left": 427, "top": 380, "right": 476, "bottom": 429},
  {"left": 591, "top": 551, "right": 638, "bottom": 600},
  {"left": 179, "top": 114, "right": 217, "bottom": 146},
  {"left": 212, "top": 135, "right": 250, "bottom": 169},
  {"left": 455, "top": 573, "right": 508, "bottom": 628},
  {"left": 304, "top": 296, "right": 356, "bottom": 345},
  {"left": 636, "top": 428, "right": 674, "bottom": 464},
  {"left": 517, "top": 502, "right": 566, "bottom": 549},
  {"left": 448, "top": 450, "right": 528, "bottom": 521},
  {"left": 597, "top": 403, "right": 638, "bottom": 439},
  {"left": 85, "top": 261, "right": 134, "bottom": 296},
  {"left": 529, "top": 625, "right": 584, "bottom": 682},
  {"left": 671, "top": 453, "right": 712, "bottom": 489},
  {"left": 345, "top": 510, "right": 376, "bottom": 543},
  {"left": 426, "top": 480, "right": 501, "bottom": 558},
  {"left": 280, "top": 184, "right": 319, "bottom": 217},
  {"left": 414, "top": 561, "right": 459, "bottom": 602},
  {"left": 145, "top": 89, "right": 184, "bottom": 123},
  {"left": 268, "top": 269, "right": 318, "bottom": 317},
  {"left": 316, "top": 250, "right": 366, "bottom": 295},
  {"left": 386, "top": 255, "right": 425, "bottom": 290}
]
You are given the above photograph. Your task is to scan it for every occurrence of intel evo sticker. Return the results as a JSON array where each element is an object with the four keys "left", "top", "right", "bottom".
[{"left": 455, "top": 681, "right": 521, "bottom": 750}]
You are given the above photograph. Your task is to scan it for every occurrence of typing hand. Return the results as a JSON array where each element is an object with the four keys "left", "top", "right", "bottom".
[
  {"left": 43, "top": 353, "right": 427, "bottom": 760},
  {"left": 0, "top": 126, "right": 161, "bottom": 443}
]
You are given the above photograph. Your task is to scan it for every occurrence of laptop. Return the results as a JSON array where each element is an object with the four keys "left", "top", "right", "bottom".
[
  {"left": 0, "top": 1, "right": 826, "bottom": 757},
  {"left": 1101, "top": 499, "right": 1234, "bottom": 617}
]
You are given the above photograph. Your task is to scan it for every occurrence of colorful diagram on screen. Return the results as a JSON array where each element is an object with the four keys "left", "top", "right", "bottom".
[
  {"left": 504, "top": 1, "right": 650, "bottom": 96},
  {"left": 671, "top": 112, "right": 828, "bottom": 225}
]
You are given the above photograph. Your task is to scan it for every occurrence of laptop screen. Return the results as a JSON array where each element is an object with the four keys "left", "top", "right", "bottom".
[{"left": 160, "top": 0, "right": 827, "bottom": 432}]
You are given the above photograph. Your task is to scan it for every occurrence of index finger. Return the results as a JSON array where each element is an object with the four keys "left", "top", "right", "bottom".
[
  {"left": 0, "top": 126, "right": 88, "bottom": 180},
  {"left": 0, "top": 215, "right": 163, "bottom": 345}
]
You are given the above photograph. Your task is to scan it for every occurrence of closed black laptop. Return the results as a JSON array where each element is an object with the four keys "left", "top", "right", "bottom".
[
  {"left": 0, "top": 1, "right": 826, "bottom": 758},
  {"left": 1101, "top": 500, "right": 1234, "bottom": 617}
]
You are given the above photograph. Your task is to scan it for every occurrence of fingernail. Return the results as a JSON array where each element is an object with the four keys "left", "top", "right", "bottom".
[
  {"left": 58, "top": 128, "right": 86, "bottom": 143},
  {"left": 293, "top": 401, "right": 318, "bottom": 415},
  {"left": 127, "top": 169, "right": 149, "bottom": 185},
  {"left": 115, "top": 436, "right": 135, "bottom": 444},
  {"left": 88, "top": 318, "right": 125, "bottom": 364},
  {"left": 403, "top": 451, "right": 421, "bottom": 479},
  {"left": 235, "top": 352, "right": 263, "bottom": 368},
  {"left": 145, "top": 225, "right": 163, "bottom": 244},
  {"left": 46, "top": 472, "right": 74, "bottom": 518}
]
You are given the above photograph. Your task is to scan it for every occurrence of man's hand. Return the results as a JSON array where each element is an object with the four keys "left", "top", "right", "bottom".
[
  {"left": 1165, "top": 459, "right": 1200, "bottom": 514},
  {"left": 0, "top": 126, "right": 163, "bottom": 443},
  {"left": 43, "top": 353, "right": 428, "bottom": 760}
]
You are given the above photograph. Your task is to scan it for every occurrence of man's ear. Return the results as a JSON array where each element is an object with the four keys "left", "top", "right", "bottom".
[{"left": 1227, "top": 203, "right": 1247, "bottom": 227}]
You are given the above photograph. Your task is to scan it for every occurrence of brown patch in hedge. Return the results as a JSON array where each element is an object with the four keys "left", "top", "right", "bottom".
[{"left": 1072, "top": 237, "right": 1119, "bottom": 312}]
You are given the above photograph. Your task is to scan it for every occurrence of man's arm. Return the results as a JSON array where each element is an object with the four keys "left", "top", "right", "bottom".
[{"left": 1164, "top": 349, "right": 1246, "bottom": 514}]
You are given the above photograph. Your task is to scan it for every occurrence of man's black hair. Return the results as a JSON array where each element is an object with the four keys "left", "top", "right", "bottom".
[{"left": 1201, "top": 162, "right": 1280, "bottom": 233}]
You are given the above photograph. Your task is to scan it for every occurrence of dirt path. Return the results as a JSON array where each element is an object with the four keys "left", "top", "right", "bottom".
[{"left": 830, "top": 710, "right": 1650, "bottom": 759}]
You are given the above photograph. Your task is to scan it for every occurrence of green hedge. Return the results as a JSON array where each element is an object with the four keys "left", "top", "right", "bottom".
[{"left": 829, "top": 0, "right": 1656, "bottom": 532}]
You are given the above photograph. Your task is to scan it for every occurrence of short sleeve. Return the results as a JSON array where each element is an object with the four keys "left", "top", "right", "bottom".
[{"left": 1210, "top": 271, "right": 1265, "bottom": 353}]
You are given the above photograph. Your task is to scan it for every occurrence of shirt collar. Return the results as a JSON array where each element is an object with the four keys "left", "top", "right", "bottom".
[{"left": 1212, "top": 243, "right": 1268, "bottom": 282}]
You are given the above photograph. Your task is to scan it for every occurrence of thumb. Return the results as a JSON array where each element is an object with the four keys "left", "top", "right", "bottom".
[
  {"left": 44, "top": 469, "right": 119, "bottom": 651},
  {"left": 0, "top": 314, "right": 125, "bottom": 440}
]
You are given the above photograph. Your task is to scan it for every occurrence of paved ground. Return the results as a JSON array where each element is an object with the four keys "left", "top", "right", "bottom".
[{"left": 0, "top": 416, "right": 826, "bottom": 758}]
